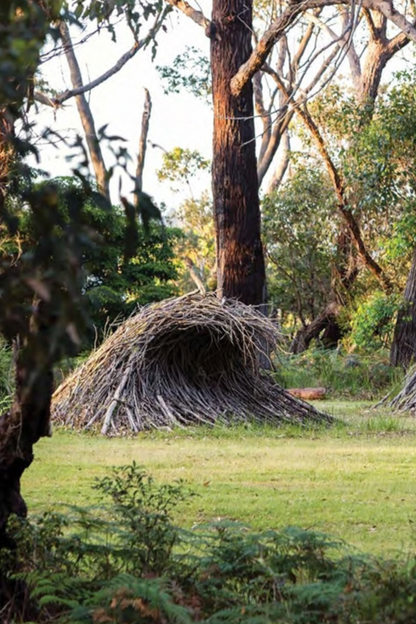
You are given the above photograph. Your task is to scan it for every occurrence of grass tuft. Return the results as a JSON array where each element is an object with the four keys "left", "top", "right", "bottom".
[{"left": 274, "top": 348, "right": 404, "bottom": 400}]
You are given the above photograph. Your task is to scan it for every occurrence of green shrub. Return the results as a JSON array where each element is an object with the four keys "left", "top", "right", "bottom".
[
  {"left": 348, "top": 292, "right": 402, "bottom": 352},
  {"left": 4, "top": 463, "right": 416, "bottom": 623},
  {"left": 274, "top": 348, "right": 403, "bottom": 399}
]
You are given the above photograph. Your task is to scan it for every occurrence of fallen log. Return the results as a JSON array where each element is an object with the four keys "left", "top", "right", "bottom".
[{"left": 287, "top": 387, "right": 327, "bottom": 400}]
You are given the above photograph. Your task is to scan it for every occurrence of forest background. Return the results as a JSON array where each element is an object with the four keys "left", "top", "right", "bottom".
[
  {"left": 11, "top": 0, "right": 416, "bottom": 363},
  {"left": 3, "top": 1, "right": 416, "bottom": 621}
]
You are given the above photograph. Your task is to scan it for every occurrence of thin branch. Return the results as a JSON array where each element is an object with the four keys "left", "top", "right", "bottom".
[
  {"left": 257, "top": 105, "right": 292, "bottom": 185},
  {"left": 292, "top": 13, "right": 317, "bottom": 72},
  {"left": 35, "top": 9, "right": 168, "bottom": 108},
  {"left": 164, "top": 0, "right": 211, "bottom": 32},
  {"left": 304, "top": 8, "right": 362, "bottom": 89},
  {"left": 230, "top": 0, "right": 416, "bottom": 98},
  {"left": 135, "top": 88, "right": 152, "bottom": 199}
]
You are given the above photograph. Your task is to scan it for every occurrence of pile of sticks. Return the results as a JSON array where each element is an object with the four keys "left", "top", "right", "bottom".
[
  {"left": 385, "top": 364, "right": 416, "bottom": 413},
  {"left": 52, "top": 293, "right": 330, "bottom": 434}
]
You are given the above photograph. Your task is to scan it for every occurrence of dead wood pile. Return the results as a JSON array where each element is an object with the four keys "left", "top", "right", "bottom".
[
  {"left": 52, "top": 293, "right": 330, "bottom": 434},
  {"left": 384, "top": 364, "right": 416, "bottom": 413}
]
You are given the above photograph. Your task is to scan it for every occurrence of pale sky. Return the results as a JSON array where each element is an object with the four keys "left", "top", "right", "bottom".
[
  {"left": 31, "top": 3, "right": 413, "bottom": 213},
  {"left": 32, "top": 5, "right": 213, "bottom": 210}
]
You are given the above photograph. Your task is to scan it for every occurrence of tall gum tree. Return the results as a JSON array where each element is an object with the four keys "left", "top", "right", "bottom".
[
  {"left": 165, "top": 0, "right": 416, "bottom": 306},
  {"left": 210, "top": 0, "right": 266, "bottom": 304}
]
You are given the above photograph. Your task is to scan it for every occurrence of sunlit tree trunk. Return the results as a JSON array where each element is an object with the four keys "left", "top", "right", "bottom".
[{"left": 210, "top": 0, "right": 266, "bottom": 305}]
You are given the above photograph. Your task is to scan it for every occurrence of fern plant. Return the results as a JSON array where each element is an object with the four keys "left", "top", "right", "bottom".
[{"left": 3, "top": 463, "right": 416, "bottom": 624}]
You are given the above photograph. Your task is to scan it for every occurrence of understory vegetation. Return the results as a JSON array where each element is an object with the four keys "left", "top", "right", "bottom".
[
  {"left": 3, "top": 2, "right": 416, "bottom": 622},
  {"left": 274, "top": 348, "right": 404, "bottom": 400},
  {"left": 3, "top": 462, "right": 416, "bottom": 624}
]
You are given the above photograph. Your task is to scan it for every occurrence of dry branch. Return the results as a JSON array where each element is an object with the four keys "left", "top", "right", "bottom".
[
  {"left": 52, "top": 293, "right": 331, "bottom": 433},
  {"left": 384, "top": 365, "right": 416, "bottom": 413}
]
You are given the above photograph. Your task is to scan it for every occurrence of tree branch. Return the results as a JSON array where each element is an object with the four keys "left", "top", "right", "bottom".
[
  {"left": 59, "top": 21, "right": 109, "bottom": 200},
  {"left": 135, "top": 88, "right": 152, "bottom": 200},
  {"left": 163, "top": 0, "right": 211, "bottom": 32},
  {"left": 230, "top": 0, "right": 416, "bottom": 97},
  {"left": 304, "top": 8, "right": 362, "bottom": 91},
  {"left": 35, "top": 9, "right": 168, "bottom": 108}
]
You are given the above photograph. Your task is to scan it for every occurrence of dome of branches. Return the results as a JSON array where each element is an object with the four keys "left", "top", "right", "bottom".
[{"left": 52, "top": 293, "right": 329, "bottom": 434}]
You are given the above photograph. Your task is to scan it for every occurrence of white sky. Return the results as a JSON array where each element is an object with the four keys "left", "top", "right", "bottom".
[
  {"left": 30, "top": 3, "right": 414, "bottom": 213},
  {"left": 32, "top": 5, "right": 213, "bottom": 210}
]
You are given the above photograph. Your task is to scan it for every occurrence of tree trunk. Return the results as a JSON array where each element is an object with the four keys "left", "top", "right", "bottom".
[
  {"left": 290, "top": 301, "right": 341, "bottom": 354},
  {"left": 390, "top": 249, "right": 416, "bottom": 368},
  {"left": 135, "top": 88, "right": 152, "bottom": 199},
  {"left": 59, "top": 21, "right": 110, "bottom": 201},
  {"left": 210, "top": 0, "right": 266, "bottom": 305},
  {"left": 0, "top": 302, "right": 54, "bottom": 619}
]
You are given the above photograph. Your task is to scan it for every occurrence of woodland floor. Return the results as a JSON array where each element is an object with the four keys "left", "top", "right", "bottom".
[{"left": 23, "top": 400, "right": 416, "bottom": 557}]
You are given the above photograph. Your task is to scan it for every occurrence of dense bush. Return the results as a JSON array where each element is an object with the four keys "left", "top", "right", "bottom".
[
  {"left": 347, "top": 292, "right": 402, "bottom": 352},
  {"left": 2, "top": 463, "right": 416, "bottom": 623},
  {"left": 3, "top": 176, "right": 181, "bottom": 346},
  {"left": 274, "top": 348, "right": 403, "bottom": 399}
]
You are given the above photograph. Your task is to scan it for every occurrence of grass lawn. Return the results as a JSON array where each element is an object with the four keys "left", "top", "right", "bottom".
[{"left": 22, "top": 401, "right": 416, "bottom": 557}]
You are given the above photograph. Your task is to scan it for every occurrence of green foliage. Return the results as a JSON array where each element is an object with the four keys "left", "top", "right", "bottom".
[
  {"left": 157, "top": 148, "right": 214, "bottom": 292},
  {"left": 348, "top": 292, "right": 402, "bottom": 352},
  {"left": 275, "top": 349, "right": 402, "bottom": 399},
  {"left": 5, "top": 462, "right": 416, "bottom": 623},
  {"left": 157, "top": 46, "right": 211, "bottom": 100},
  {"left": 262, "top": 166, "right": 336, "bottom": 324},
  {"left": 308, "top": 71, "right": 416, "bottom": 271},
  {"left": 71, "top": 0, "right": 170, "bottom": 56},
  {"left": 173, "top": 193, "right": 216, "bottom": 292},
  {"left": 157, "top": 148, "right": 210, "bottom": 191},
  {"left": 4, "top": 176, "right": 180, "bottom": 344},
  {"left": 272, "top": 70, "right": 416, "bottom": 346},
  {"left": 0, "top": 0, "right": 62, "bottom": 108}
]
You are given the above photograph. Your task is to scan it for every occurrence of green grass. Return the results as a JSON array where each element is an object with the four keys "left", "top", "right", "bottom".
[
  {"left": 22, "top": 401, "right": 416, "bottom": 558},
  {"left": 274, "top": 349, "right": 405, "bottom": 400}
]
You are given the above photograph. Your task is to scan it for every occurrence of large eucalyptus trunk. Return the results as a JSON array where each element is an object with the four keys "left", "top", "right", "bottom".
[
  {"left": 210, "top": 0, "right": 266, "bottom": 305},
  {"left": 390, "top": 249, "right": 416, "bottom": 368}
]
